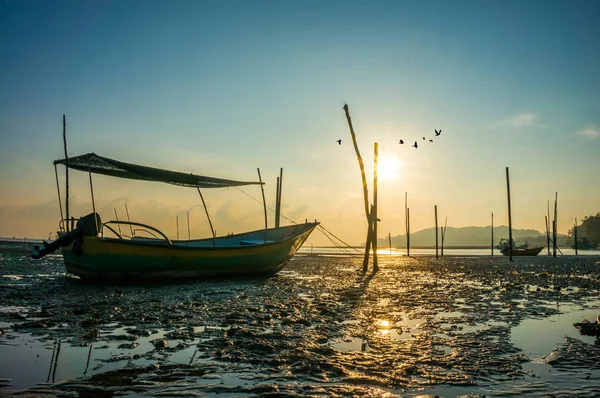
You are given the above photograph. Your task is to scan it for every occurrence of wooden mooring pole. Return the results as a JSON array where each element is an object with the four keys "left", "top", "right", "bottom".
[
  {"left": 62, "top": 115, "right": 69, "bottom": 231},
  {"left": 506, "top": 167, "right": 513, "bottom": 262},
  {"left": 546, "top": 201, "right": 551, "bottom": 256},
  {"left": 372, "top": 142, "right": 379, "bottom": 271},
  {"left": 491, "top": 212, "right": 494, "bottom": 256},
  {"left": 574, "top": 218, "right": 578, "bottom": 255},
  {"left": 435, "top": 205, "right": 439, "bottom": 259},
  {"left": 553, "top": 193, "right": 558, "bottom": 257}
]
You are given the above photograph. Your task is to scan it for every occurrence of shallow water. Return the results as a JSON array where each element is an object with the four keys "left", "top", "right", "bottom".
[{"left": 2, "top": 248, "right": 600, "bottom": 396}]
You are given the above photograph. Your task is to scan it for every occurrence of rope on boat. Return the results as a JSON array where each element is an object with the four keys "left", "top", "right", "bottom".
[{"left": 235, "top": 186, "right": 359, "bottom": 254}]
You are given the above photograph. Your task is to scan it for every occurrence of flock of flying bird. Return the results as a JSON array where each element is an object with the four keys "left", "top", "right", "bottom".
[{"left": 337, "top": 129, "right": 442, "bottom": 148}]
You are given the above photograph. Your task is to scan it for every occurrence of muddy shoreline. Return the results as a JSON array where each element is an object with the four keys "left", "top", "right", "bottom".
[{"left": 2, "top": 252, "right": 600, "bottom": 396}]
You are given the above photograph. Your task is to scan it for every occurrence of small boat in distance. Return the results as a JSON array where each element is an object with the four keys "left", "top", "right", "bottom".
[
  {"left": 570, "top": 237, "right": 598, "bottom": 250},
  {"left": 31, "top": 153, "right": 318, "bottom": 280},
  {"left": 501, "top": 246, "right": 544, "bottom": 256}
]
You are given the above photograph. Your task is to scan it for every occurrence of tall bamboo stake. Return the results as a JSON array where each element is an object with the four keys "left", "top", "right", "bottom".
[
  {"left": 553, "top": 193, "right": 558, "bottom": 257},
  {"left": 491, "top": 212, "right": 494, "bottom": 256},
  {"left": 435, "top": 205, "right": 439, "bottom": 259},
  {"left": 54, "top": 164, "right": 64, "bottom": 232},
  {"left": 372, "top": 142, "right": 379, "bottom": 271},
  {"left": 506, "top": 167, "right": 513, "bottom": 262},
  {"left": 574, "top": 218, "right": 578, "bottom": 255},
  {"left": 275, "top": 176, "right": 280, "bottom": 228},
  {"left": 276, "top": 168, "right": 283, "bottom": 228},
  {"left": 257, "top": 168, "right": 268, "bottom": 243},
  {"left": 343, "top": 104, "right": 373, "bottom": 270},
  {"left": 187, "top": 211, "right": 191, "bottom": 240},
  {"left": 62, "top": 115, "right": 69, "bottom": 231},
  {"left": 88, "top": 165, "right": 97, "bottom": 233},
  {"left": 407, "top": 207, "right": 410, "bottom": 257},
  {"left": 388, "top": 232, "right": 392, "bottom": 255},
  {"left": 546, "top": 201, "right": 551, "bottom": 256}
]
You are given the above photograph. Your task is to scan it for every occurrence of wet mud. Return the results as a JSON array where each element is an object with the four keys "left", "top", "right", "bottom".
[{"left": 2, "top": 249, "right": 600, "bottom": 396}]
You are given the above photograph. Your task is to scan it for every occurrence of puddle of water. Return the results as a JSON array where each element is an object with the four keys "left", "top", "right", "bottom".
[
  {"left": 331, "top": 337, "right": 370, "bottom": 352},
  {"left": 512, "top": 307, "right": 600, "bottom": 360}
]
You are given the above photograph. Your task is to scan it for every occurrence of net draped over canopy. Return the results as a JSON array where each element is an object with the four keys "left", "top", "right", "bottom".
[{"left": 54, "top": 153, "right": 263, "bottom": 188}]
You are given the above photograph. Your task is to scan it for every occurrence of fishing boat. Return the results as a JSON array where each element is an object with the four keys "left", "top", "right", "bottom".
[
  {"left": 31, "top": 153, "right": 318, "bottom": 280},
  {"left": 495, "top": 238, "right": 529, "bottom": 251},
  {"left": 500, "top": 246, "right": 544, "bottom": 256},
  {"left": 570, "top": 237, "right": 598, "bottom": 250}
]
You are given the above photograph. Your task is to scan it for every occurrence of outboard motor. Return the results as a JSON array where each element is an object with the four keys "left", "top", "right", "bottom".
[{"left": 31, "top": 213, "right": 101, "bottom": 259}]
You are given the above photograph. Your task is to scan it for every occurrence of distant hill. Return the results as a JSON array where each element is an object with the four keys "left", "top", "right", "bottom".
[{"left": 375, "top": 225, "right": 568, "bottom": 248}]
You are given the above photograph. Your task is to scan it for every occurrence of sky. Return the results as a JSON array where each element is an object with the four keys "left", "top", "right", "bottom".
[{"left": 1, "top": 0, "right": 599, "bottom": 245}]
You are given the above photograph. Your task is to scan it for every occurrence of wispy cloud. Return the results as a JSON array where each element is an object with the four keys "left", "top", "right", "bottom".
[
  {"left": 574, "top": 127, "right": 600, "bottom": 140},
  {"left": 489, "top": 113, "right": 545, "bottom": 130}
]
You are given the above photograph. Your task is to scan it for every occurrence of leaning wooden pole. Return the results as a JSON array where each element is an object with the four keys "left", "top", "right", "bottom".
[
  {"left": 553, "top": 192, "right": 558, "bottom": 257},
  {"left": 343, "top": 104, "right": 373, "bottom": 270},
  {"left": 491, "top": 212, "right": 494, "bottom": 256},
  {"left": 372, "top": 142, "right": 379, "bottom": 271},
  {"left": 574, "top": 218, "right": 578, "bottom": 255},
  {"left": 197, "top": 188, "right": 216, "bottom": 242},
  {"left": 506, "top": 167, "right": 513, "bottom": 262},
  {"left": 62, "top": 115, "right": 70, "bottom": 231},
  {"left": 277, "top": 168, "right": 283, "bottom": 227},
  {"left": 388, "top": 232, "right": 392, "bottom": 255},
  {"left": 435, "top": 205, "right": 439, "bottom": 259}
]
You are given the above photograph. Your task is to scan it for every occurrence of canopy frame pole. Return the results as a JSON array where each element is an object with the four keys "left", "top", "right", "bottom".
[
  {"left": 113, "top": 209, "right": 122, "bottom": 237},
  {"left": 54, "top": 164, "right": 65, "bottom": 233},
  {"left": 88, "top": 163, "right": 98, "bottom": 234},
  {"left": 257, "top": 168, "right": 268, "bottom": 243},
  {"left": 124, "top": 204, "right": 134, "bottom": 237},
  {"left": 196, "top": 187, "right": 216, "bottom": 245}
]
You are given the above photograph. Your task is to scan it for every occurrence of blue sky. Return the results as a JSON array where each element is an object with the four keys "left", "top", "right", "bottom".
[{"left": 1, "top": 0, "right": 599, "bottom": 244}]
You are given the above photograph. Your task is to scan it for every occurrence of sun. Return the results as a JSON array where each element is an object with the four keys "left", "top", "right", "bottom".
[{"left": 378, "top": 155, "right": 402, "bottom": 181}]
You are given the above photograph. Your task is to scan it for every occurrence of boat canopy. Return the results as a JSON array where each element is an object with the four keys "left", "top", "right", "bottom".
[{"left": 54, "top": 153, "right": 263, "bottom": 188}]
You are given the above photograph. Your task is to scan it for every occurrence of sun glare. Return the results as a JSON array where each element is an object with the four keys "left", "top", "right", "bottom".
[{"left": 378, "top": 155, "right": 402, "bottom": 181}]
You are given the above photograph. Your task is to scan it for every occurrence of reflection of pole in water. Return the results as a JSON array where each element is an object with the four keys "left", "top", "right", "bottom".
[
  {"left": 83, "top": 344, "right": 93, "bottom": 376},
  {"left": 51, "top": 340, "right": 61, "bottom": 383},
  {"left": 46, "top": 340, "right": 57, "bottom": 383}
]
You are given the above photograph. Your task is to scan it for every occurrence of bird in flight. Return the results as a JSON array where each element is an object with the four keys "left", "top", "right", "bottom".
[
  {"left": 422, "top": 137, "right": 426, "bottom": 140},
  {"left": 399, "top": 139, "right": 404, "bottom": 144},
  {"left": 429, "top": 139, "right": 433, "bottom": 143},
  {"left": 413, "top": 141, "right": 418, "bottom": 148},
  {"left": 435, "top": 129, "right": 441, "bottom": 136},
  {"left": 337, "top": 139, "right": 342, "bottom": 145}
]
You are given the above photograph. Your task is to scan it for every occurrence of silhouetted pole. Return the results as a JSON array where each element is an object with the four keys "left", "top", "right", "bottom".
[
  {"left": 388, "top": 232, "right": 392, "bottom": 255},
  {"left": 275, "top": 177, "right": 280, "bottom": 227},
  {"left": 343, "top": 104, "right": 373, "bottom": 271},
  {"left": 278, "top": 168, "right": 283, "bottom": 227},
  {"left": 62, "top": 115, "right": 70, "bottom": 231},
  {"left": 187, "top": 211, "right": 191, "bottom": 240},
  {"left": 546, "top": 201, "right": 551, "bottom": 256},
  {"left": 553, "top": 192, "right": 558, "bottom": 257},
  {"left": 435, "top": 205, "right": 439, "bottom": 259},
  {"left": 574, "top": 218, "right": 578, "bottom": 255},
  {"left": 407, "top": 207, "right": 410, "bottom": 257},
  {"left": 257, "top": 168, "right": 268, "bottom": 243},
  {"left": 506, "top": 167, "right": 513, "bottom": 262},
  {"left": 372, "top": 142, "right": 379, "bottom": 272},
  {"left": 491, "top": 212, "right": 494, "bottom": 256}
]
